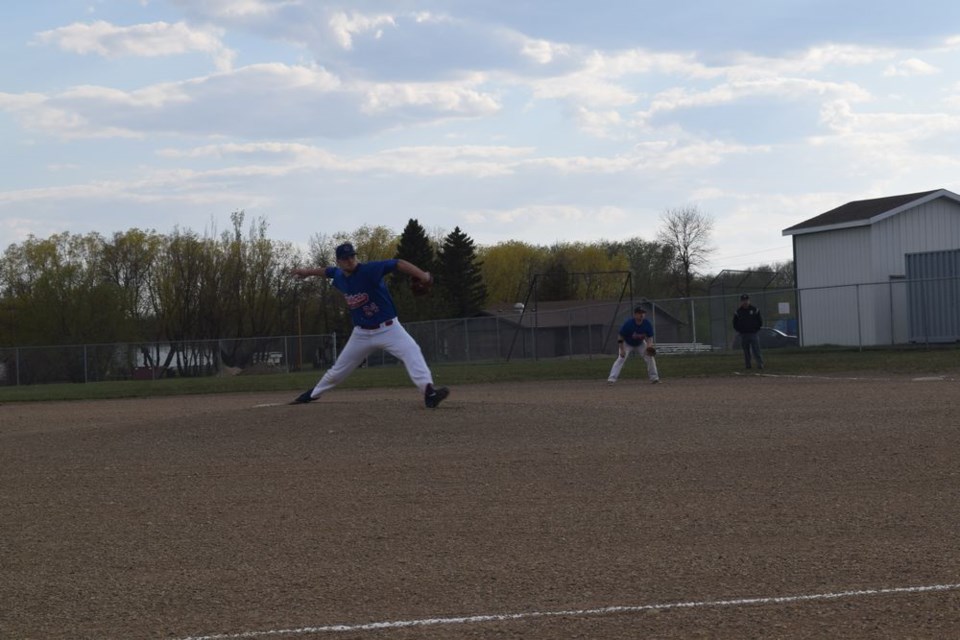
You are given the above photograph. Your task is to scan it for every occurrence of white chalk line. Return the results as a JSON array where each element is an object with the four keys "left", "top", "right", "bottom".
[
  {"left": 176, "top": 582, "right": 960, "bottom": 640},
  {"left": 733, "top": 371, "right": 953, "bottom": 382},
  {"left": 252, "top": 402, "right": 285, "bottom": 408}
]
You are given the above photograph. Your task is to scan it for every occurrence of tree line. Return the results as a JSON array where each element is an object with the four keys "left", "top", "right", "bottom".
[{"left": 0, "top": 207, "right": 793, "bottom": 359}]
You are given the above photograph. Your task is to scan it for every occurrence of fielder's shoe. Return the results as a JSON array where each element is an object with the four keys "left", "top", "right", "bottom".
[
  {"left": 290, "top": 389, "right": 316, "bottom": 404},
  {"left": 651, "top": 378, "right": 661, "bottom": 384},
  {"left": 606, "top": 378, "right": 617, "bottom": 385},
  {"left": 425, "top": 384, "right": 450, "bottom": 408}
]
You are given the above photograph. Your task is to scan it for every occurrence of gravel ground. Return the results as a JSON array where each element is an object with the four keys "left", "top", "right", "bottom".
[{"left": 2, "top": 373, "right": 959, "bottom": 639}]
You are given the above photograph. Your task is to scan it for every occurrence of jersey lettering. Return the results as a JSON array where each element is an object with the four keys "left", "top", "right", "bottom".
[{"left": 344, "top": 293, "right": 370, "bottom": 309}]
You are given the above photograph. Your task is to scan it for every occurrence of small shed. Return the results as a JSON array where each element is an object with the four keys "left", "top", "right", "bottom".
[{"left": 783, "top": 188, "right": 960, "bottom": 345}]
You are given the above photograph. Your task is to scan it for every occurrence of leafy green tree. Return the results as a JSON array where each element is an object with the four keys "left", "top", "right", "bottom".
[
  {"left": 545, "top": 242, "right": 631, "bottom": 300},
  {"left": 213, "top": 211, "right": 302, "bottom": 367},
  {"left": 538, "top": 253, "right": 574, "bottom": 301},
  {"left": 0, "top": 232, "right": 126, "bottom": 381},
  {"left": 334, "top": 224, "right": 398, "bottom": 261},
  {"left": 146, "top": 229, "right": 216, "bottom": 373},
  {"left": 437, "top": 227, "right": 487, "bottom": 317},
  {"left": 0, "top": 232, "right": 123, "bottom": 345},
  {"left": 763, "top": 260, "right": 795, "bottom": 288},
  {"left": 605, "top": 237, "right": 676, "bottom": 299},
  {"left": 478, "top": 241, "right": 548, "bottom": 305},
  {"left": 99, "top": 228, "right": 163, "bottom": 340}
]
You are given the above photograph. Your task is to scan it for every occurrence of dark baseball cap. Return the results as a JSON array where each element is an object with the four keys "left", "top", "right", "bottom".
[
  {"left": 740, "top": 294, "right": 750, "bottom": 300},
  {"left": 335, "top": 242, "right": 356, "bottom": 260},
  {"left": 633, "top": 305, "right": 647, "bottom": 314}
]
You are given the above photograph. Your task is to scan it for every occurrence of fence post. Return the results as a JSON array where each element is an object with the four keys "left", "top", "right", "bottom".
[
  {"left": 83, "top": 344, "right": 89, "bottom": 383},
  {"left": 856, "top": 284, "right": 863, "bottom": 351},
  {"left": 532, "top": 312, "right": 538, "bottom": 361},
  {"left": 496, "top": 316, "right": 501, "bottom": 360},
  {"left": 464, "top": 318, "right": 470, "bottom": 361},
  {"left": 888, "top": 280, "right": 895, "bottom": 345},
  {"left": 690, "top": 299, "right": 697, "bottom": 345},
  {"left": 16, "top": 347, "right": 20, "bottom": 386},
  {"left": 568, "top": 312, "right": 574, "bottom": 358}
]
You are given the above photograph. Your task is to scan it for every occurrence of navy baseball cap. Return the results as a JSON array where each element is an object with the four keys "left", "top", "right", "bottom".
[
  {"left": 633, "top": 305, "right": 646, "bottom": 314},
  {"left": 740, "top": 294, "right": 750, "bottom": 300},
  {"left": 335, "top": 242, "right": 356, "bottom": 260}
]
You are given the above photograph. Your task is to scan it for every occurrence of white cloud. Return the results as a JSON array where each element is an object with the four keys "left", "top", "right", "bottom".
[
  {"left": 471, "top": 203, "right": 628, "bottom": 227},
  {"left": 0, "top": 63, "right": 499, "bottom": 139},
  {"left": 35, "top": 20, "right": 236, "bottom": 71},
  {"left": 170, "top": 0, "right": 299, "bottom": 20},
  {"left": 328, "top": 11, "right": 397, "bottom": 50},
  {"left": 520, "top": 38, "right": 573, "bottom": 65},
  {"left": 883, "top": 57, "right": 940, "bottom": 77},
  {"left": 817, "top": 99, "right": 960, "bottom": 139}
]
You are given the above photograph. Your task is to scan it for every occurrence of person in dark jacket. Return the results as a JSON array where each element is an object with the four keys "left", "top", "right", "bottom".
[{"left": 733, "top": 294, "right": 764, "bottom": 370}]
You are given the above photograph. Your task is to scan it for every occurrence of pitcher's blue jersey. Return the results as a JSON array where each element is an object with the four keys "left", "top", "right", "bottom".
[
  {"left": 326, "top": 260, "right": 398, "bottom": 326},
  {"left": 619, "top": 317, "right": 654, "bottom": 347}
]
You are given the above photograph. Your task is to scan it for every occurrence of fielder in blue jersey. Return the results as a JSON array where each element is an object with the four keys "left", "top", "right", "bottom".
[
  {"left": 607, "top": 305, "right": 660, "bottom": 384},
  {"left": 289, "top": 242, "right": 449, "bottom": 408}
]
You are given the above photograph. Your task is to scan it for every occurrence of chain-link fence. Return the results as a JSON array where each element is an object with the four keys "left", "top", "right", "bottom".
[
  {"left": 0, "top": 334, "right": 339, "bottom": 386},
  {"left": 2, "top": 275, "right": 957, "bottom": 386}
]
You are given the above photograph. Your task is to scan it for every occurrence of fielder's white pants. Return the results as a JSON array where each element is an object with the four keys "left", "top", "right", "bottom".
[
  {"left": 607, "top": 341, "right": 659, "bottom": 382},
  {"left": 310, "top": 319, "right": 434, "bottom": 398}
]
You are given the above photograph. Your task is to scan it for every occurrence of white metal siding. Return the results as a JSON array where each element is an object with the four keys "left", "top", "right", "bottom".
[
  {"left": 794, "top": 227, "right": 872, "bottom": 289},
  {"left": 794, "top": 228, "right": 871, "bottom": 345}
]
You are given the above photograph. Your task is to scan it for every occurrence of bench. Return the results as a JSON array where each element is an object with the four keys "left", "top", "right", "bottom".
[{"left": 655, "top": 343, "right": 714, "bottom": 354}]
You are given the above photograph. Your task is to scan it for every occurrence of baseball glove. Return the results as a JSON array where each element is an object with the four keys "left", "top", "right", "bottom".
[
  {"left": 645, "top": 346, "right": 657, "bottom": 356},
  {"left": 410, "top": 273, "right": 433, "bottom": 297}
]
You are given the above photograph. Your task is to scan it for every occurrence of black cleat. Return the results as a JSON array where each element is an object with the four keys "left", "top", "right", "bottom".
[
  {"left": 290, "top": 389, "right": 316, "bottom": 405},
  {"left": 425, "top": 385, "right": 450, "bottom": 408}
]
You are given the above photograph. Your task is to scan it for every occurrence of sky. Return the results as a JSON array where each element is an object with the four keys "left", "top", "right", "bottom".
[{"left": 3, "top": 1, "right": 960, "bottom": 274}]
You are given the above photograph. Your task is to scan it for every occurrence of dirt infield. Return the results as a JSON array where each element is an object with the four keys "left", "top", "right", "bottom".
[{"left": 3, "top": 373, "right": 960, "bottom": 639}]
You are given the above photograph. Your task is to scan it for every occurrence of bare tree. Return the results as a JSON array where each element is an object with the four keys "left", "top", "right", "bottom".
[{"left": 656, "top": 206, "right": 715, "bottom": 297}]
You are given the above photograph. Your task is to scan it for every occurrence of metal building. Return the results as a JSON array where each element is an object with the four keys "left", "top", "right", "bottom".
[{"left": 782, "top": 189, "right": 960, "bottom": 346}]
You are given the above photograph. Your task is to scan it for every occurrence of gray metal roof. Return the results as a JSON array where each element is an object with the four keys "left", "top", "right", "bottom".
[{"left": 782, "top": 189, "right": 958, "bottom": 236}]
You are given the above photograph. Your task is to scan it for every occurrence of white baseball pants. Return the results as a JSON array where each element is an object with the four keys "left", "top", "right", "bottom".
[
  {"left": 309, "top": 319, "right": 434, "bottom": 398},
  {"left": 607, "top": 341, "right": 659, "bottom": 382}
]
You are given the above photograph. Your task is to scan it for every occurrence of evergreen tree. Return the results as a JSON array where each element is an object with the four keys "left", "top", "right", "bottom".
[
  {"left": 391, "top": 219, "right": 438, "bottom": 321},
  {"left": 437, "top": 227, "right": 487, "bottom": 317},
  {"left": 538, "top": 256, "right": 574, "bottom": 301},
  {"left": 394, "top": 219, "right": 436, "bottom": 270}
]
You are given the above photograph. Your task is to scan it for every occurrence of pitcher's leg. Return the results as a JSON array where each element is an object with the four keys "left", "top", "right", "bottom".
[
  {"left": 383, "top": 322, "right": 434, "bottom": 392},
  {"left": 311, "top": 330, "right": 372, "bottom": 396}
]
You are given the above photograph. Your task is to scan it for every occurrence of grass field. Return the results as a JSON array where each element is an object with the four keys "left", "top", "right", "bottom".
[{"left": 1, "top": 344, "right": 958, "bottom": 403}]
